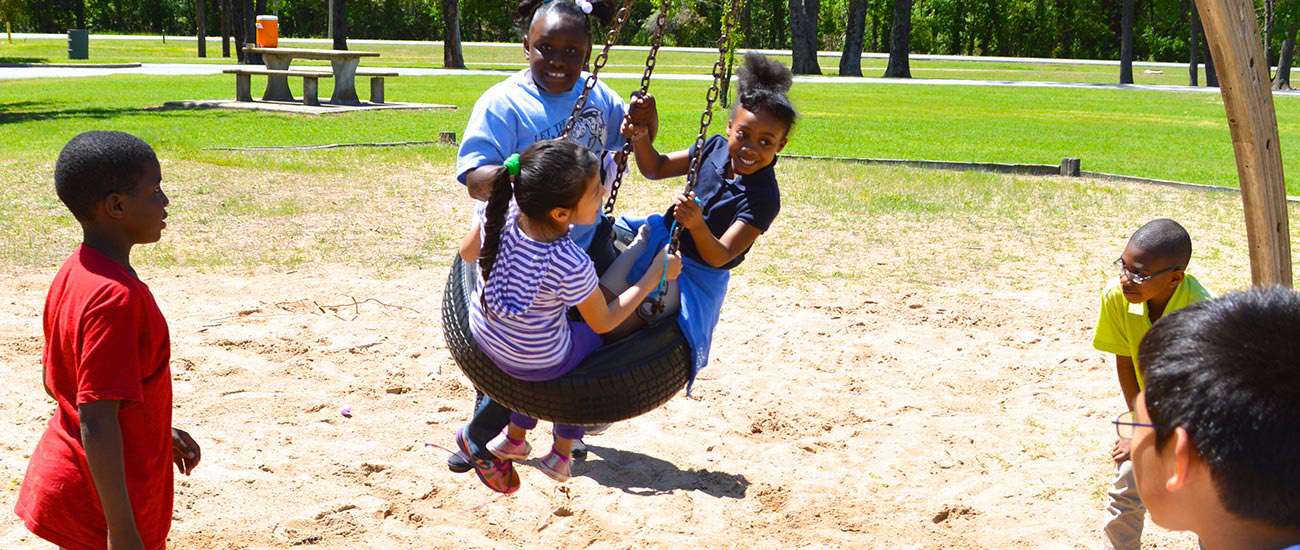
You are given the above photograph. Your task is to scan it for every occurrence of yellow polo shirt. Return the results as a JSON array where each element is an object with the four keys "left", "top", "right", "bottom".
[{"left": 1092, "top": 273, "right": 1212, "bottom": 389}]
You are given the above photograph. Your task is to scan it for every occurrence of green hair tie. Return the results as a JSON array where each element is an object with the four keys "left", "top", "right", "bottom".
[{"left": 503, "top": 154, "right": 521, "bottom": 176}]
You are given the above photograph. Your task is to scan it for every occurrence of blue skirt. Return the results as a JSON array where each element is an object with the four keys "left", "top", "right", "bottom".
[{"left": 616, "top": 214, "right": 730, "bottom": 392}]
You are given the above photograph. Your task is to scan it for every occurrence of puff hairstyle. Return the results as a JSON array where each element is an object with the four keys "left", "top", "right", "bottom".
[
  {"left": 480, "top": 140, "right": 599, "bottom": 283},
  {"left": 733, "top": 52, "right": 797, "bottom": 134},
  {"left": 517, "top": 0, "right": 616, "bottom": 36},
  {"left": 55, "top": 131, "right": 158, "bottom": 222},
  {"left": 1138, "top": 286, "right": 1300, "bottom": 529}
]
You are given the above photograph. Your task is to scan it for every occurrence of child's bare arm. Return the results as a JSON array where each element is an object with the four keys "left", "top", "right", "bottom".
[
  {"left": 626, "top": 92, "right": 660, "bottom": 143},
  {"left": 1115, "top": 355, "right": 1140, "bottom": 411},
  {"left": 464, "top": 166, "right": 508, "bottom": 201},
  {"left": 79, "top": 400, "right": 145, "bottom": 550},
  {"left": 171, "top": 427, "right": 201, "bottom": 475},
  {"left": 460, "top": 222, "right": 482, "bottom": 263},
  {"left": 576, "top": 246, "right": 681, "bottom": 333},
  {"left": 673, "top": 195, "right": 763, "bottom": 268}
]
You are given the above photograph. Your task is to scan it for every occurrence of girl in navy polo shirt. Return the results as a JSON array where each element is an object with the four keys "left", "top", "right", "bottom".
[
  {"left": 460, "top": 140, "right": 681, "bottom": 489},
  {"left": 607, "top": 52, "right": 796, "bottom": 388}
]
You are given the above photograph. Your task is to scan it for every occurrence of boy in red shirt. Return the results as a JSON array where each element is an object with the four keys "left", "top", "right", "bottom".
[{"left": 14, "top": 131, "right": 201, "bottom": 550}]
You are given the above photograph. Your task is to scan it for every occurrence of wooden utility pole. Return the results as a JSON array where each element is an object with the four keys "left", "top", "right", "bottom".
[{"left": 1194, "top": 0, "right": 1294, "bottom": 286}]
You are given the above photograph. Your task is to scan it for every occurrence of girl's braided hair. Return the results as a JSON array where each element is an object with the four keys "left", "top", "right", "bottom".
[
  {"left": 480, "top": 140, "right": 599, "bottom": 283},
  {"left": 733, "top": 52, "right": 798, "bottom": 133},
  {"left": 516, "top": 0, "right": 617, "bottom": 34}
]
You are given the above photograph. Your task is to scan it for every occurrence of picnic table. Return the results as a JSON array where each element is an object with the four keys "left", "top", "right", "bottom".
[{"left": 244, "top": 47, "right": 380, "bottom": 106}]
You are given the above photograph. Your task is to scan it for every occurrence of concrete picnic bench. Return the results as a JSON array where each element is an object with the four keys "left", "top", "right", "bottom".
[{"left": 239, "top": 46, "right": 387, "bottom": 106}]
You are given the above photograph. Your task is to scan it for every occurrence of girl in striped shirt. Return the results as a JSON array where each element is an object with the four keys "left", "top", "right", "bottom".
[{"left": 459, "top": 140, "right": 681, "bottom": 483}]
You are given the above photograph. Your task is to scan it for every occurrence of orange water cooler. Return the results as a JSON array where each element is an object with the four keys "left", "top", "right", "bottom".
[{"left": 255, "top": 15, "right": 278, "bottom": 48}]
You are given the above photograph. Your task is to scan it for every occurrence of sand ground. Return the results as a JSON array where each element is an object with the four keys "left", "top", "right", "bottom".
[{"left": 1, "top": 160, "right": 1260, "bottom": 549}]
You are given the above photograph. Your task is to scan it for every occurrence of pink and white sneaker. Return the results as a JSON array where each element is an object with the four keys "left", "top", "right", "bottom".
[
  {"left": 486, "top": 431, "right": 532, "bottom": 461},
  {"left": 539, "top": 449, "right": 572, "bottom": 482}
]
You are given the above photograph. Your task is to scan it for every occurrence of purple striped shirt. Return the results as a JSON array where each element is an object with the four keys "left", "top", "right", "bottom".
[{"left": 469, "top": 204, "right": 598, "bottom": 374}]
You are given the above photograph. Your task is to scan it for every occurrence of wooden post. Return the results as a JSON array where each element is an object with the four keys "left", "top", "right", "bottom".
[{"left": 1194, "top": 0, "right": 1294, "bottom": 287}]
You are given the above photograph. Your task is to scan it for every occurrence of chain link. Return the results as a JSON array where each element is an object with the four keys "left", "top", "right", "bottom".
[
  {"left": 605, "top": 0, "right": 672, "bottom": 215},
  {"left": 653, "top": 0, "right": 741, "bottom": 317},
  {"left": 669, "top": 0, "right": 740, "bottom": 255},
  {"left": 560, "top": 0, "right": 633, "bottom": 139}
]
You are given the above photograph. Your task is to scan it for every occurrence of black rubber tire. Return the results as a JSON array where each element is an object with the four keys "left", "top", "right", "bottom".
[{"left": 441, "top": 238, "right": 692, "bottom": 425}]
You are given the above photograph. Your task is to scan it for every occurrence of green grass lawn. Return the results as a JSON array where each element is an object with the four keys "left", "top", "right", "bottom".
[
  {"left": 2, "top": 71, "right": 1294, "bottom": 192},
  {"left": 4, "top": 63, "right": 1297, "bottom": 267},
  {"left": 1, "top": 36, "right": 1216, "bottom": 86}
]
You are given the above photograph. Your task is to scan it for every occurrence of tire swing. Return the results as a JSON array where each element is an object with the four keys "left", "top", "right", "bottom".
[{"left": 441, "top": 0, "right": 740, "bottom": 425}]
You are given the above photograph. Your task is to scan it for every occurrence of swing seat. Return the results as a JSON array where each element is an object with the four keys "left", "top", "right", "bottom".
[{"left": 441, "top": 228, "right": 692, "bottom": 425}]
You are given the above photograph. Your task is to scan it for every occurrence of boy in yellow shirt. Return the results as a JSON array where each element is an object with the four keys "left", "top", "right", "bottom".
[{"left": 1092, "top": 218, "right": 1211, "bottom": 550}]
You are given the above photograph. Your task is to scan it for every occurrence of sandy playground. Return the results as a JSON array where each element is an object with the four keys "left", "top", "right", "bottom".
[{"left": 1, "top": 155, "right": 1272, "bottom": 549}]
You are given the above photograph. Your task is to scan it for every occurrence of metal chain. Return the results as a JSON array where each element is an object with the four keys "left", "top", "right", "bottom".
[
  {"left": 669, "top": 0, "right": 741, "bottom": 255},
  {"left": 560, "top": 0, "right": 634, "bottom": 139},
  {"left": 604, "top": 0, "right": 671, "bottom": 215},
  {"left": 652, "top": 0, "right": 742, "bottom": 317}
]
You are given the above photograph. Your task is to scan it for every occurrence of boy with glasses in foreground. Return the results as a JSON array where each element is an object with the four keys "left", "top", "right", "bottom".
[
  {"left": 1116, "top": 287, "right": 1300, "bottom": 550},
  {"left": 1091, "top": 218, "right": 1211, "bottom": 550}
]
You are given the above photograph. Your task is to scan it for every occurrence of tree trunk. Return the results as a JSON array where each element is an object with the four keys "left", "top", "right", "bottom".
[
  {"left": 243, "top": 0, "right": 259, "bottom": 64},
  {"left": 883, "top": 0, "right": 911, "bottom": 78},
  {"left": 788, "top": 0, "right": 822, "bottom": 74},
  {"left": 73, "top": 0, "right": 85, "bottom": 29},
  {"left": 331, "top": 0, "right": 347, "bottom": 50},
  {"left": 1120, "top": 0, "right": 1134, "bottom": 83},
  {"left": 1189, "top": 0, "right": 1199, "bottom": 86},
  {"left": 839, "top": 0, "right": 866, "bottom": 76},
  {"left": 870, "top": 10, "right": 879, "bottom": 52},
  {"left": 196, "top": 0, "right": 206, "bottom": 57},
  {"left": 233, "top": 0, "right": 246, "bottom": 62},
  {"left": 220, "top": 0, "right": 230, "bottom": 57},
  {"left": 1204, "top": 35, "right": 1219, "bottom": 86},
  {"left": 1274, "top": 23, "right": 1298, "bottom": 89},
  {"left": 442, "top": 0, "right": 464, "bottom": 68},
  {"left": 1265, "top": 0, "right": 1275, "bottom": 70}
]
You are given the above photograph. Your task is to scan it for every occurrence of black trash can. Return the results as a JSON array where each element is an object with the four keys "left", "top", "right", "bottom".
[{"left": 68, "top": 29, "right": 88, "bottom": 60}]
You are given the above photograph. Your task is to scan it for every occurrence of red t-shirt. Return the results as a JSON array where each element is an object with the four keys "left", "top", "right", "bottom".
[{"left": 14, "top": 245, "right": 174, "bottom": 550}]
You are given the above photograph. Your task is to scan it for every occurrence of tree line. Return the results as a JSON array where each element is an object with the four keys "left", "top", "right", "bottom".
[{"left": 3, "top": 0, "right": 1298, "bottom": 86}]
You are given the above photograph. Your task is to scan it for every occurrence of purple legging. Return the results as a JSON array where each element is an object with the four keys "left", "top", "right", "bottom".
[
  {"left": 509, "top": 414, "right": 586, "bottom": 440},
  {"left": 499, "top": 320, "right": 602, "bottom": 442}
]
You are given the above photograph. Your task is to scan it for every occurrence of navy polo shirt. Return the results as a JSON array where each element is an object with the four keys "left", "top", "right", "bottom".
[{"left": 664, "top": 134, "right": 781, "bottom": 270}]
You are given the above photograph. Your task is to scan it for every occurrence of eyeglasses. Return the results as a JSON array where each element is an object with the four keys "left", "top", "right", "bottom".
[
  {"left": 1113, "top": 258, "right": 1184, "bottom": 285},
  {"left": 1113, "top": 411, "right": 1157, "bottom": 439}
]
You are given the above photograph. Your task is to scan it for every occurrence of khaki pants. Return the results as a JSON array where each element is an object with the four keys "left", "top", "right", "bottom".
[{"left": 1102, "top": 460, "right": 1144, "bottom": 550}]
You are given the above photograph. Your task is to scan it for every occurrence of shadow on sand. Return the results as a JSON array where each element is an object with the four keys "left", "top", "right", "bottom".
[{"left": 576, "top": 444, "right": 749, "bottom": 498}]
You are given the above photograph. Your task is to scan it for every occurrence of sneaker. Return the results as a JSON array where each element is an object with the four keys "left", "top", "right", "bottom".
[
  {"left": 539, "top": 450, "right": 572, "bottom": 482},
  {"left": 447, "top": 450, "right": 472, "bottom": 473},
  {"left": 456, "top": 427, "right": 520, "bottom": 494},
  {"left": 486, "top": 431, "right": 532, "bottom": 461}
]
